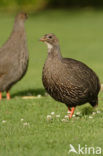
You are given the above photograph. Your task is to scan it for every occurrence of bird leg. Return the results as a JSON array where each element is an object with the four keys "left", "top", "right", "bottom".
[
  {"left": 6, "top": 91, "right": 10, "bottom": 100},
  {"left": 68, "top": 107, "right": 71, "bottom": 113},
  {"left": 68, "top": 107, "right": 75, "bottom": 119},
  {"left": 0, "top": 92, "right": 2, "bottom": 100}
]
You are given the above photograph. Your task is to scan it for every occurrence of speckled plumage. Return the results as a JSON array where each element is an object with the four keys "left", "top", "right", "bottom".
[
  {"left": 0, "top": 13, "right": 29, "bottom": 92},
  {"left": 41, "top": 34, "right": 100, "bottom": 109}
]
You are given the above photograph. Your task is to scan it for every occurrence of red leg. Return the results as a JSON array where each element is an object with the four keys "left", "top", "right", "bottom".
[
  {"left": 68, "top": 107, "right": 75, "bottom": 119},
  {"left": 0, "top": 92, "right": 2, "bottom": 100},
  {"left": 6, "top": 91, "right": 10, "bottom": 100}
]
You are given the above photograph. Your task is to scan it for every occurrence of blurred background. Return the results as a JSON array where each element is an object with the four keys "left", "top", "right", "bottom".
[{"left": 0, "top": 0, "right": 103, "bottom": 12}]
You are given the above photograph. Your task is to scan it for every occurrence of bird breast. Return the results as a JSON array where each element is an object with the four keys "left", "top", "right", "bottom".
[{"left": 42, "top": 58, "right": 68, "bottom": 98}]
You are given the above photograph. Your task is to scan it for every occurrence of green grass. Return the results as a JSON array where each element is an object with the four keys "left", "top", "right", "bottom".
[{"left": 0, "top": 9, "right": 103, "bottom": 156}]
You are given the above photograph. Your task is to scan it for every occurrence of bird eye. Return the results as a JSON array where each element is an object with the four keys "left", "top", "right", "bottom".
[{"left": 48, "top": 36, "right": 52, "bottom": 39}]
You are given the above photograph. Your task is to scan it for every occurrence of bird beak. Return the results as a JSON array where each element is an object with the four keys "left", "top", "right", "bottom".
[{"left": 40, "top": 37, "right": 46, "bottom": 42}]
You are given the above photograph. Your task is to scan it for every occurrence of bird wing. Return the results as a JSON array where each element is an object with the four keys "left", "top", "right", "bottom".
[
  {"left": 62, "top": 58, "right": 99, "bottom": 91},
  {"left": 0, "top": 44, "right": 19, "bottom": 77}
]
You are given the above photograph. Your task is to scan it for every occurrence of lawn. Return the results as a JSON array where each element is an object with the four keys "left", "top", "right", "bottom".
[{"left": 0, "top": 9, "right": 103, "bottom": 156}]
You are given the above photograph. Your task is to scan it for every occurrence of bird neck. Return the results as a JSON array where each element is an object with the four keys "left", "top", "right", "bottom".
[
  {"left": 47, "top": 44, "right": 62, "bottom": 60},
  {"left": 13, "top": 20, "right": 25, "bottom": 32}
]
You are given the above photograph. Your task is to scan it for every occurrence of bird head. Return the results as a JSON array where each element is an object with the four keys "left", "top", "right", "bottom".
[
  {"left": 40, "top": 33, "right": 59, "bottom": 47},
  {"left": 15, "top": 12, "right": 28, "bottom": 22}
]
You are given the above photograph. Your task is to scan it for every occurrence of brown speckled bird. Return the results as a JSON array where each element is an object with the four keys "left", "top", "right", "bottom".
[
  {"left": 0, "top": 12, "right": 29, "bottom": 100},
  {"left": 40, "top": 33, "right": 100, "bottom": 118}
]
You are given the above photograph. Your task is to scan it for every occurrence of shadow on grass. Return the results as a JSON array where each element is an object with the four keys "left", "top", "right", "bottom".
[
  {"left": 81, "top": 106, "right": 93, "bottom": 116},
  {"left": 11, "top": 88, "right": 46, "bottom": 98}
]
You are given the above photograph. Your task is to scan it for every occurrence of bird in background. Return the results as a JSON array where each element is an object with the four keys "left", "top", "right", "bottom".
[
  {"left": 40, "top": 33, "right": 100, "bottom": 119},
  {"left": 0, "top": 12, "right": 29, "bottom": 100}
]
